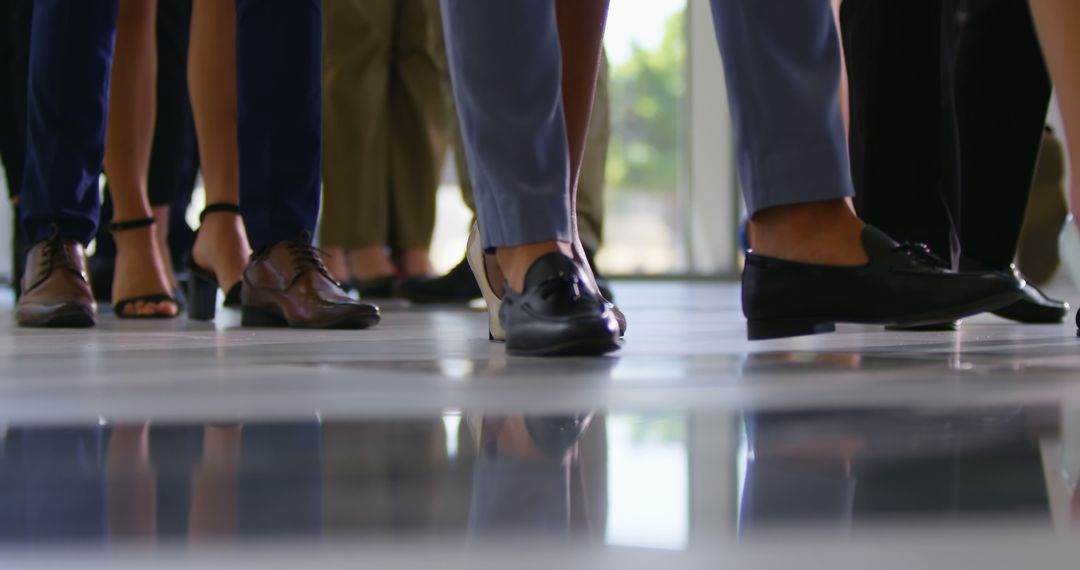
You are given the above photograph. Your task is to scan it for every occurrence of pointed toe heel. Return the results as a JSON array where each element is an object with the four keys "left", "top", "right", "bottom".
[{"left": 466, "top": 222, "right": 506, "bottom": 341}]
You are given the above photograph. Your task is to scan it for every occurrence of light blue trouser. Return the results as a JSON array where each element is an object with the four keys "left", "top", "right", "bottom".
[{"left": 442, "top": 0, "right": 853, "bottom": 250}]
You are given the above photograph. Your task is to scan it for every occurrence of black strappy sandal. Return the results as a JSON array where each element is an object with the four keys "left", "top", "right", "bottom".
[
  {"left": 187, "top": 204, "right": 244, "bottom": 321},
  {"left": 110, "top": 218, "right": 180, "bottom": 319}
]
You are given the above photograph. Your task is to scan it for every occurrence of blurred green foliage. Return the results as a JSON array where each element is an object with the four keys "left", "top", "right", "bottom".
[{"left": 606, "top": 8, "right": 686, "bottom": 194}]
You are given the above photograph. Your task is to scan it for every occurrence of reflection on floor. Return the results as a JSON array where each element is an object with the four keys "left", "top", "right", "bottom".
[{"left": 0, "top": 282, "right": 1079, "bottom": 568}]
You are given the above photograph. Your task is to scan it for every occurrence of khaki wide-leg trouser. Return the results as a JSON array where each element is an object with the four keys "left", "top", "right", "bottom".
[{"left": 321, "top": 0, "right": 451, "bottom": 249}]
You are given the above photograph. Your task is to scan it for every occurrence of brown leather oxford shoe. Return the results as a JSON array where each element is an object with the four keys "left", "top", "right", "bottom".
[
  {"left": 240, "top": 234, "right": 380, "bottom": 329},
  {"left": 16, "top": 227, "right": 97, "bottom": 328}
]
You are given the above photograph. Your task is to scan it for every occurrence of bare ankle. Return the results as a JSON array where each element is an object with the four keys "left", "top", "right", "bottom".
[
  {"left": 495, "top": 241, "right": 574, "bottom": 293},
  {"left": 348, "top": 246, "right": 396, "bottom": 280},
  {"left": 400, "top": 249, "right": 434, "bottom": 278},
  {"left": 748, "top": 200, "right": 868, "bottom": 266}
]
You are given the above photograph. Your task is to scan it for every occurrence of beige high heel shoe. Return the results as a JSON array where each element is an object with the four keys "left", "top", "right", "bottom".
[
  {"left": 466, "top": 221, "right": 507, "bottom": 341},
  {"left": 465, "top": 222, "right": 627, "bottom": 342}
]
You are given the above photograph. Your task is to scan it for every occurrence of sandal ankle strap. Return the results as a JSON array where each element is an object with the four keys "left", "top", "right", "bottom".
[
  {"left": 200, "top": 203, "right": 241, "bottom": 223},
  {"left": 109, "top": 217, "right": 156, "bottom": 233}
]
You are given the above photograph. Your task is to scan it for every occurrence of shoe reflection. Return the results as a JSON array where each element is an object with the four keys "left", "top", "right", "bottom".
[
  {"left": 469, "top": 414, "right": 594, "bottom": 537},
  {"left": 0, "top": 413, "right": 601, "bottom": 545},
  {"left": 739, "top": 407, "right": 1060, "bottom": 533}
]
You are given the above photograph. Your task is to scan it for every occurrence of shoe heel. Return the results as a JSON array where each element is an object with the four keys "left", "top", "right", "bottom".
[
  {"left": 466, "top": 222, "right": 506, "bottom": 341},
  {"left": 747, "top": 318, "right": 835, "bottom": 340},
  {"left": 241, "top": 305, "right": 288, "bottom": 327},
  {"left": 188, "top": 273, "right": 218, "bottom": 321}
]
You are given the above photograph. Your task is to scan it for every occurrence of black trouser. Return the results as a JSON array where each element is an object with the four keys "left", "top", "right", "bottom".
[
  {"left": 841, "top": 0, "right": 1051, "bottom": 270},
  {"left": 96, "top": 0, "right": 198, "bottom": 269},
  {"left": 0, "top": 0, "right": 31, "bottom": 293}
]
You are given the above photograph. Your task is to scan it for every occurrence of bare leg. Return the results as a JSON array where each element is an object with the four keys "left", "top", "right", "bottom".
[
  {"left": 188, "top": 425, "right": 242, "bottom": 540},
  {"left": 1029, "top": 1, "right": 1080, "bottom": 225},
  {"left": 556, "top": 0, "right": 611, "bottom": 296},
  {"left": 152, "top": 204, "right": 179, "bottom": 292},
  {"left": 189, "top": 0, "right": 250, "bottom": 292},
  {"left": 106, "top": 424, "right": 158, "bottom": 539},
  {"left": 399, "top": 249, "right": 435, "bottom": 278},
  {"left": 348, "top": 246, "right": 397, "bottom": 281},
  {"left": 105, "top": 0, "right": 178, "bottom": 317}
]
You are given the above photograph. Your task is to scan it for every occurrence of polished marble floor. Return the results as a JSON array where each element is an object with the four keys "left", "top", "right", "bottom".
[{"left": 1, "top": 281, "right": 1080, "bottom": 568}]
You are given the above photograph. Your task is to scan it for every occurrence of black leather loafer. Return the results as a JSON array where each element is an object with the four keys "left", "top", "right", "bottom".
[
  {"left": 742, "top": 226, "right": 1023, "bottom": 340},
  {"left": 990, "top": 266, "right": 1070, "bottom": 324},
  {"left": 351, "top": 276, "right": 397, "bottom": 299},
  {"left": 500, "top": 252, "right": 621, "bottom": 356}
]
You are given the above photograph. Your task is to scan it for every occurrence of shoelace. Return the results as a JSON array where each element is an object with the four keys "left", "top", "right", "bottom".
[
  {"left": 892, "top": 241, "right": 950, "bottom": 269},
  {"left": 27, "top": 229, "right": 80, "bottom": 290},
  {"left": 287, "top": 237, "right": 341, "bottom": 285},
  {"left": 44, "top": 230, "right": 77, "bottom": 274}
]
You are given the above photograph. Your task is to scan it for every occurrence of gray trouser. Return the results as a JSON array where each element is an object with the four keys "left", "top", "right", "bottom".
[{"left": 442, "top": 0, "right": 852, "bottom": 250}]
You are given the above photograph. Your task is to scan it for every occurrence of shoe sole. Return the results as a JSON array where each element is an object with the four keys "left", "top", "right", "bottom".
[
  {"left": 506, "top": 337, "right": 621, "bottom": 357},
  {"left": 18, "top": 304, "right": 96, "bottom": 328},
  {"left": 747, "top": 290, "right": 1023, "bottom": 341},
  {"left": 241, "top": 306, "right": 380, "bottom": 330}
]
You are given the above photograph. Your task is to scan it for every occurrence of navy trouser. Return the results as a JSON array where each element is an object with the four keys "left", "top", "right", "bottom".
[
  {"left": 236, "top": 0, "right": 323, "bottom": 250},
  {"left": 20, "top": 0, "right": 322, "bottom": 250},
  {"left": 20, "top": 0, "right": 117, "bottom": 245},
  {"left": 442, "top": 0, "right": 853, "bottom": 250}
]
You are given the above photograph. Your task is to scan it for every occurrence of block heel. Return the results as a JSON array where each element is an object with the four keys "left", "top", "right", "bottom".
[
  {"left": 185, "top": 203, "right": 244, "bottom": 321},
  {"left": 188, "top": 270, "right": 219, "bottom": 321}
]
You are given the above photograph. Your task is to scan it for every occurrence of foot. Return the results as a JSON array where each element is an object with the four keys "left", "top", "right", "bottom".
[
  {"left": 743, "top": 226, "right": 1023, "bottom": 340},
  {"left": 241, "top": 234, "right": 380, "bottom": 329},
  {"left": 399, "top": 249, "right": 435, "bottom": 279},
  {"left": 192, "top": 210, "right": 250, "bottom": 297},
  {"left": 499, "top": 252, "right": 620, "bottom": 356},
  {"left": 112, "top": 225, "right": 178, "bottom": 318},
  {"left": 748, "top": 200, "right": 869, "bottom": 266},
  {"left": 496, "top": 241, "right": 575, "bottom": 293},
  {"left": 347, "top": 246, "right": 396, "bottom": 281},
  {"left": 16, "top": 227, "right": 97, "bottom": 327},
  {"left": 347, "top": 246, "right": 398, "bottom": 298}
]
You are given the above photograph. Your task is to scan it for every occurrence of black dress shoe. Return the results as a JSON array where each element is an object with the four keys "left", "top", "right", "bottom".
[
  {"left": 351, "top": 276, "right": 397, "bottom": 299},
  {"left": 397, "top": 256, "right": 481, "bottom": 304},
  {"left": 500, "top": 252, "right": 621, "bottom": 356},
  {"left": 742, "top": 226, "right": 1023, "bottom": 340},
  {"left": 989, "top": 266, "right": 1070, "bottom": 324}
]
